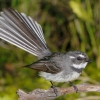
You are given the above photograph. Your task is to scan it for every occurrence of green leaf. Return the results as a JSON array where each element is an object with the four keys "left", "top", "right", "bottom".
[{"left": 69, "top": 1, "right": 93, "bottom": 22}]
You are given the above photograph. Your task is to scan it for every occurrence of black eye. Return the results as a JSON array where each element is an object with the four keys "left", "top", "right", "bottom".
[{"left": 77, "top": 57, "right": 82, "bottom": 60}]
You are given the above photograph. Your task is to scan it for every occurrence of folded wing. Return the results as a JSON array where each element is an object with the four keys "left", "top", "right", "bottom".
[{"left": 24, "top": 56, "right": 62, "bottom": 74}]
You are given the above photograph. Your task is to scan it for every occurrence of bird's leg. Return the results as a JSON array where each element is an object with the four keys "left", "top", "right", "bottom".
[
  {"left": 69, "top": 81, "right": 78, "bottom": 93},
  {"left": 50, "top": 81, "right": 58, "bottom": 96}
]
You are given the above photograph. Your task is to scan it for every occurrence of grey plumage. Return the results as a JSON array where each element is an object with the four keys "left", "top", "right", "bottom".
[
  {"left": 39, "top": 51, "right": 89, "bottom": 82},
  {"left": 0, "top": 8, "right": 91, "bottom": 83}
]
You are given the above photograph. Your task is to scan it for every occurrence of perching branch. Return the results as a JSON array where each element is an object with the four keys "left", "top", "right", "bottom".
[{"left": 17, "top": 84, "right": 100, "bottom": 100}]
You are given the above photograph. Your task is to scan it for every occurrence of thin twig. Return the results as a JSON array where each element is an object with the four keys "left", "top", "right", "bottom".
[{"left": 17, "top": 84, "right": 100, "bottom": 100}]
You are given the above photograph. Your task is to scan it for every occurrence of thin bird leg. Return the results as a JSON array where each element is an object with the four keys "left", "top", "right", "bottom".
[
  {"left": 50, "top": 81, "right": 58, "bottom": 96},
  {"left": 69, "top": 81, "right": 78, "bottom": 93}
]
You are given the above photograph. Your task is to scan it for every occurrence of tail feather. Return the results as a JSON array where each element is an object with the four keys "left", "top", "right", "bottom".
[
  {"left": 2, "top": 9, "right": 43, "bottom": 50},
  {"left": 0, "top": 15, "right": 40, "bottom": 50},
  {"left": 0, "top": 30, "right": 39, "bottom": 56},
  {"left": 0, "top": 8, "right": 51, "bottom": 58},
  {"left": 0, "top": 16, "right": 40, "bottom": 54},
  {"left": 0, "top": 26, "right": 40, "bottom": 56}
]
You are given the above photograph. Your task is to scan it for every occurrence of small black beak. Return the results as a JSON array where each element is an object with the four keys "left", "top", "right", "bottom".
[{"left": 86, "top": 59, "right": 92, "bottom": 63}]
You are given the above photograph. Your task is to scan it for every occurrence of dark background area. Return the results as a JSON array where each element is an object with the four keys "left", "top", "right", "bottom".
[{"left": 0, "top": 0, "right": 100, "bottom": 100}]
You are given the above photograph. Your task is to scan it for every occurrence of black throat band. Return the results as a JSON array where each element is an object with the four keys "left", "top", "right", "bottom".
[{"left": 71, "top": 66, "right": 83, "bottom": 73}]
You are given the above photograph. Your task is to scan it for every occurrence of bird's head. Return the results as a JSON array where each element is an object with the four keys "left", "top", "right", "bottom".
[{"left": 68, "top": 51, "right": 91, "bottom": 69}]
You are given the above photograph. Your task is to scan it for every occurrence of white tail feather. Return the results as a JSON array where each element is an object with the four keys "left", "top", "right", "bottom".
[
  {"left": 1, "top": 12, "right": 42, "bottom": 50},
  {"left": 0, "top": 18, "right": 38, "bottom": 50},
  {"left": 0, "top": 33, "right": 39, "bottom": 56},
  {"left": 0, "top": 8, "right": 51, "bottom": 58}
]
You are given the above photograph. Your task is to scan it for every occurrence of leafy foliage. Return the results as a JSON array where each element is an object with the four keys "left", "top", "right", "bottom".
[{"left": 0, "top": 0, "right": 100, "bottom": 100}]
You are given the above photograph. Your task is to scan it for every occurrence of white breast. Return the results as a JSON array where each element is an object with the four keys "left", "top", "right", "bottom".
[{"left": 39, "top": 71, "right": 80, "bottom": 82}]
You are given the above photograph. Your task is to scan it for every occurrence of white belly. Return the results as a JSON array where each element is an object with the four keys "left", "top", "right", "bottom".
[{"left": 39, "top": 71, "right": 80, "bottom": 82}]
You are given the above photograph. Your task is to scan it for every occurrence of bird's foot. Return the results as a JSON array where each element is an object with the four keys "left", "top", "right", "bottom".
[
  {"left": 50, "top": 81, "right": 58, "bottom": 96},
  {"left": 69, "top": 81, "right": 78, "bottom": 93}
]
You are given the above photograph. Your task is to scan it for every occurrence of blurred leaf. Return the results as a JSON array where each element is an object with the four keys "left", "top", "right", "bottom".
[{"left": 69, "top": 0, "right": 93, "bottom": 22}]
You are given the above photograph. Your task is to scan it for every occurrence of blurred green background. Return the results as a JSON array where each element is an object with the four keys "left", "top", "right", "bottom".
[{"left": 0, "top": 0, "right": 100, "bottom": 100}]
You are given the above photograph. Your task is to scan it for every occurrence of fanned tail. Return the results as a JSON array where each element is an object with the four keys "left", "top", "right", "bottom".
[{"left": 0, "top": 8, "right": 51, "bottom": 58}]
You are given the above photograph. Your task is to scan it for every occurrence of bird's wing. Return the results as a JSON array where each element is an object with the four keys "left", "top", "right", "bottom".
[{"left": 24, "top": 56, "right": 62, "bottom": 74}]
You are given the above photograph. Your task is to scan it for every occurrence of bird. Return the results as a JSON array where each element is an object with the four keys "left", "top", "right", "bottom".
[{"left": 0, "top": 8, "right": 91, "bottom": 96}]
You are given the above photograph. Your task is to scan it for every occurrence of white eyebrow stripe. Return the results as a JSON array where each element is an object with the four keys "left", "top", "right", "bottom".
[
  {"left": 78, "top": 54, "right": 84, "bottom": 58},
  {"left": 69, "top": 56, "right": 75, "bottom": 59}
]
